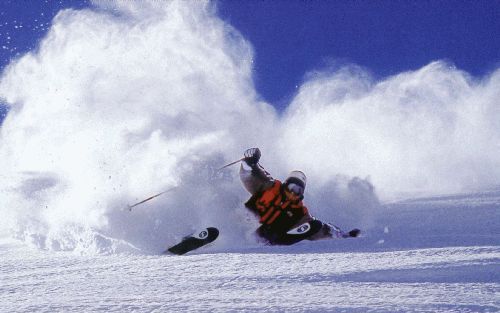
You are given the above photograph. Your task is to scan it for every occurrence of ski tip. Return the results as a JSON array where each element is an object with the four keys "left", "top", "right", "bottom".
[
  {"left": 164, "top": 227, "right": 220, "bottom": 256},
  {"left": 348, "top": 229, "right": 361, "bottom": 238},
  {"left": 207, "top": 227, "right": 219, "bottom": 237}
]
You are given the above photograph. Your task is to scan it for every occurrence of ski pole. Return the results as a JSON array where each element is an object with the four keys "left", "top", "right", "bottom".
[
  {"left": 126, "top": 186, "right": 177, "bottom": 211},
  {"left": 126, "top": 188, "right": 175, "bottom": 211},
  {"left": 127, "top": 157, "right": 244, "bottom": 211},
  {"left": 217, "top": 157, "right": 245, "bottom": 171}
]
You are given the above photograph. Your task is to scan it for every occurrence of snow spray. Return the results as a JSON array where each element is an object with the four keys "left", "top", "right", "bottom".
[{"left": 0, "top": 1, "right": 498, "bottom": 254}]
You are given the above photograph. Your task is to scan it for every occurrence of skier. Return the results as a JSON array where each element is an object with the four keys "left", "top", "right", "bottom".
[
  {"left": 163, "top": 148, "right": 360, "bottom": 254},
  {"left": 240, "top": 148, "right": 357, "bottom": 244}
]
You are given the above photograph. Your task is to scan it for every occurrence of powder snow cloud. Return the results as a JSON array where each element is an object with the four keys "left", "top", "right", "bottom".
[
  {"left": 0, "top": 0, "right": 498, "bottom": 252},
  {"left": 281, "top": 63, "right": 500, "bottom": 198}
]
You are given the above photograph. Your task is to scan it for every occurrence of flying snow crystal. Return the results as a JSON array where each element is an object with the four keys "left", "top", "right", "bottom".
[{"left": 0, "top": 1, "right": 498, "bottom": 253}]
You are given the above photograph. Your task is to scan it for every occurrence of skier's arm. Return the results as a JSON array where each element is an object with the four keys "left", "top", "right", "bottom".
[{"left": 239, "top": 148, "right": 274, "bottom": 195}]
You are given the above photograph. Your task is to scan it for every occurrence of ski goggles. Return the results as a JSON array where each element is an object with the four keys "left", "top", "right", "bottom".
[{"left": 286, "top": 183, "right": 304, "bottom": 196}]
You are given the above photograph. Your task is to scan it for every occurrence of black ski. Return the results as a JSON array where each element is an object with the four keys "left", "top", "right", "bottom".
[
  {"left": 259, "top": 219, "right": 360, "bottom": 245},
  {"left": 266, "top": 219, "right": 324, "bottom": 245},
  {"left": 165, "top": 227, "right": 219, "bottom": 255}
]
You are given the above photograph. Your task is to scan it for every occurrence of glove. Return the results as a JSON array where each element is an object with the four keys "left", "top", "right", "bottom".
[{"left": 243, "top": 147, "right": 261, "bottom": 165}]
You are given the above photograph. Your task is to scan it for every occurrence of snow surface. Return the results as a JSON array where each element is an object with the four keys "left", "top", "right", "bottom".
[
  {"left": 1, "top": 191, "right": 498, "bottom": 312},
  {"left": 0, "top": 1, "right": 499, "bottom": 312}
]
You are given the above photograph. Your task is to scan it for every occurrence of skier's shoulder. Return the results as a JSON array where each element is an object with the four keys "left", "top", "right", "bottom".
[{"left": 262, "top": 178, "right": 282, "bottom": 193}]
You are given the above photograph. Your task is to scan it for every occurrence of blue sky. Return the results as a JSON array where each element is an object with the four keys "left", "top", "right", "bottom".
[
  {"left": 0, "top": 0, "right": 499, "bottom": 117},
  {"left": 217, "top": 1, "right": 500, "bottom": 108}
]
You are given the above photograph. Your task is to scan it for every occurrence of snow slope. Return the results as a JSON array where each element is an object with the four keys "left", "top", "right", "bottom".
[
  {"left": 1, "top": 191, "right": 498, "bottom": 313},
  {"left": 1, "top": 244, "right": 498, "bottom": 312}
]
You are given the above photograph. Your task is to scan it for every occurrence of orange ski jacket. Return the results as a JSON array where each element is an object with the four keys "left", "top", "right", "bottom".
[{"left": 245, "top": 180, "right": 309, "bottom": 233}]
